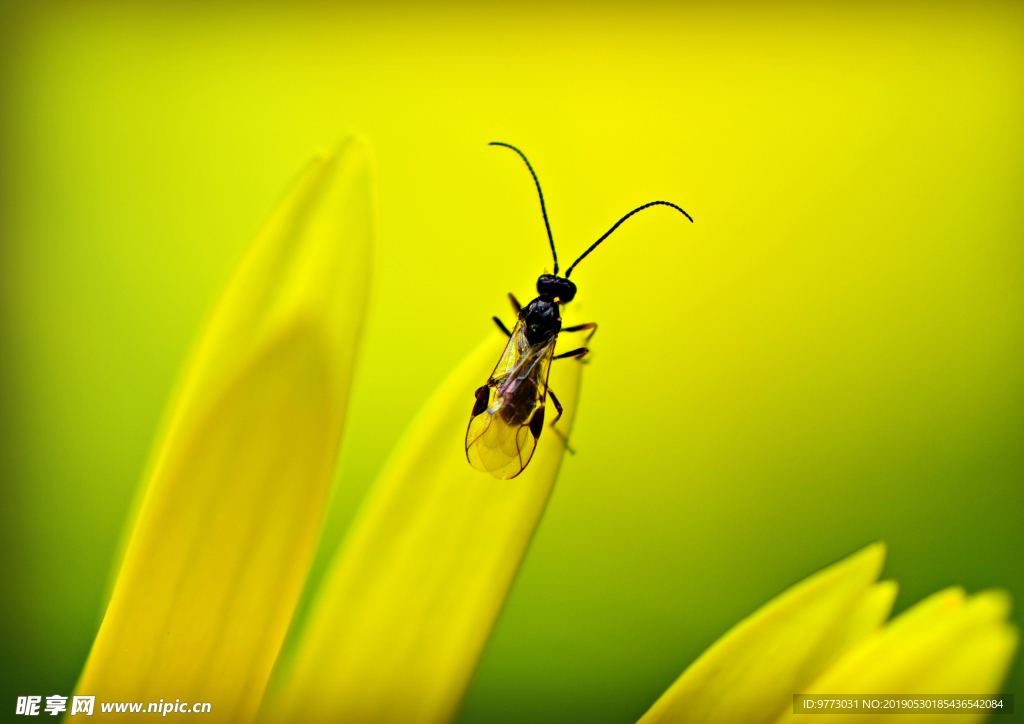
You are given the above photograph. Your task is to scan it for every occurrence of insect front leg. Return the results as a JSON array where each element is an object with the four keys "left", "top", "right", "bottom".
[
  {"left": 508, "top": 293, "right": 522, "bottom": 315},
  {"left": 492, "top": 316, "right": 512, "bottom": 338},
  {"left": 562, "top": 322, "right": 597, "bottom": 343}
]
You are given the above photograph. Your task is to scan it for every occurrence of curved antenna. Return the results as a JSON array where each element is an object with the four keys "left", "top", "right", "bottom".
[
  {"left": 564, "top": 201, "right": 692, "bottom": 278},
  {"left": 489, "top": 142, "right": 558, "bottom": 274}
]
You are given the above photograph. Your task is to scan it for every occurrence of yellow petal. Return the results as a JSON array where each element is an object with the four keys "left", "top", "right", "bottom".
[
  {"left": 777, "top": 588, "right": 1018, "bottom": 724},
  {"left": 261, "top": 326, "right": 588, "bottom": 724},
  {"left": 74, "top": 136, "right": 375, "bottom": 722},
  {"left": 638, "top": 543, "right": 896, "bottom": 724}
]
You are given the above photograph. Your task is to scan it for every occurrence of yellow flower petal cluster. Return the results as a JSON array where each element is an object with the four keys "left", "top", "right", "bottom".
[
  {"left": 640, "top": 544, "right": 1017, "bottom": 724},
  {"left": 75, "top": 137, "right": 375, "bottom": 720},
  {"left": 76, "top": 139, "right": 1017, "bottom": 723}
]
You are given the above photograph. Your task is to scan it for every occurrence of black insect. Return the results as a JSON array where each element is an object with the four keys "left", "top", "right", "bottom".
[{"left": 466, "top": 142, "right": 692, "bottom": 479}]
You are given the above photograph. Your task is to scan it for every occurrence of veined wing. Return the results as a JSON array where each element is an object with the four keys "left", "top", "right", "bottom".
[{"left": 466, "top": 321, "right": 556, "bottom": 480}]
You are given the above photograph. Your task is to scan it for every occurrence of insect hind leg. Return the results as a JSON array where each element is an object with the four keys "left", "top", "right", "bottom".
[
  {"left": 547, "top": 388, "right": 564, "bottom": 424},
  {"left": 554, "top": 347, "right": 588, "bottom": 361},
  {"left": 546, "top": 388, "right": 575, "bottom": 453},
  {"left": 552, "top": 426, "right": 576, "bottom": 455}
]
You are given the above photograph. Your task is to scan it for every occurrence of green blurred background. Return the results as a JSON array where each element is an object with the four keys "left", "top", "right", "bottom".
[{"left": 0, "top": 2, "right": 1021, "bottom": 722}]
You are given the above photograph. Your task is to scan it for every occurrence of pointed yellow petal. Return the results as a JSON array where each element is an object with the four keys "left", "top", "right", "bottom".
[
  {"left": 74, "top": 136, "right": 375, "bottom": 722},
  {"left": 776, "top": 588, "right": 1018, "bottom": 723},
  {"left": 638, "top": 543, "right": 895, "bottom": 724},
  {"left": 262, "top": 327, "right": 587, "bottom": 724}
]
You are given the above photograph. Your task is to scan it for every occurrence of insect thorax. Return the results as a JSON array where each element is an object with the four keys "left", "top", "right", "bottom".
[{"left": 522, "top": 298, "right": 561, "bottom": 345}]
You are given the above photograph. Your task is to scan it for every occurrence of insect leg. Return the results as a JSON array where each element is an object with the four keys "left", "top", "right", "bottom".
[
  {"left": 552, "top": 427, "right": 576, "bottom": 455},
  {"left": 562, "top": 322, "right": 597, "bottom": 342},
  {"left": 545, "top": 389, "right": 575, "bottom": 452},
  {"left": 492, "top": 316, "right": 512, "bottom": 337},
  {"left": 508, "top": 293, "right": 522, "bottom": 315},
  {"left": 547, "top": 388, "right": 564, "bottom": 424},
  {"left": 553, "top": 347, "right": 589, "bottom": 361}
]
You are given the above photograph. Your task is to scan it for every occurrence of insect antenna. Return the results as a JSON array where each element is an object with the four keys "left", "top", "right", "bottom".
[
  {"left": 564, "top": 201, "right": 693, "bottom": 278},
  {"left": 489, "top": 142, "right": 559, "bottom": 275}
]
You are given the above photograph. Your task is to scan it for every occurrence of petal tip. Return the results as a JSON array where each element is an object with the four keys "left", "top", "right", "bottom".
[
  {"left": 967, "top": 588, "right": 1014, "bottom": 622},
  {"left": 807, "top": 541, "right": 887, "bottom": 592}
]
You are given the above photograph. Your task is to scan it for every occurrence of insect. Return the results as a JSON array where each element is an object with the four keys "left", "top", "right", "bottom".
[{"left": 466, "top": 142, "right": 692, "bottom": 479}]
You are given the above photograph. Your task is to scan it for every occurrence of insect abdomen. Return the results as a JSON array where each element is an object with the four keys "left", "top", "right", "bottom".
[{"left": 501, "top": 378, "right": 538, "bottom": 425}]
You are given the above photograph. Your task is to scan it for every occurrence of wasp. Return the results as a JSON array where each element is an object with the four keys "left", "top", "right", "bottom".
[{"left": 466, "top": 142, "right": 692, "bottom": 479}]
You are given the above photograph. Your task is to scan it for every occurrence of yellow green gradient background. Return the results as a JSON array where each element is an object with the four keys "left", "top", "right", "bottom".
[{"left": 0, "top": 2, "right": 1021, "bottom": 722}]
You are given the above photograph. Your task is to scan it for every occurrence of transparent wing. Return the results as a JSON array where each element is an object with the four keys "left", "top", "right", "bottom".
[{"left": 466, "top": 321, "right": 555, "bottom": 480}]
